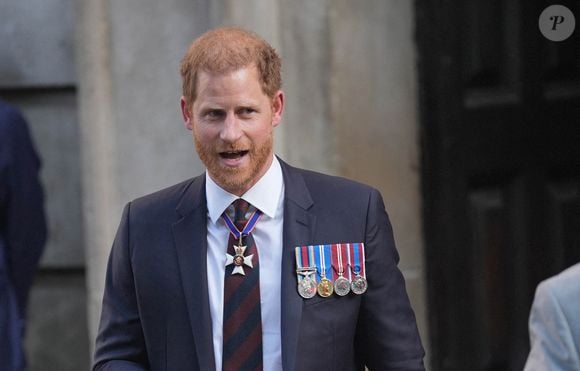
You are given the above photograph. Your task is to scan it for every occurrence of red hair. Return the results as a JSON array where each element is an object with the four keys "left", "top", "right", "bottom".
[{"left": 180, "top": 27, "right": 282, "bottom": 104}]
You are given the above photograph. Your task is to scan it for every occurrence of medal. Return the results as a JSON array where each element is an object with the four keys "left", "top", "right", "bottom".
[
  {"left": 348, "top": 243, "right": 368, "bottom": 295},
  {"left": 317, "top": 278, "right": 334, "bottom": 297},
  {"left": 331, "top": 244, "right": 351, "bottom": 296},
  {"left": 297, "top": 268, "right": 317, "bottom": 299},
  {"left": 334, "top": 276, "right": 351, "bottom": 296},
  {"left": 296, "top": 242, "right": 366, "bottom": 298},
  {"left": 315, "top": 245, "right": 334, "bottom": 297},
  {"left": 295, "top": 246, "right": 318, "bottom": 299},
  {"left": 351, "top": 275, "right": 368, "bottom": 294},
  {"left": 222, "top": 203, "right": 262, "bottom": 276},
  {"left": 225, "top": 235, "right": 254, "bottom": 275}
]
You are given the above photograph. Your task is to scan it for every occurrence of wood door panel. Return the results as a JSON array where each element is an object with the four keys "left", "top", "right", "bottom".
[
  {"left": 417, "top": 0, "right": 580, "bottom": 370},
  {"left": 468, "top": 189, "right": 511, "bottom": 369},
  {"left": 547, "top": 181, "right": 580, "bottom": 268}
]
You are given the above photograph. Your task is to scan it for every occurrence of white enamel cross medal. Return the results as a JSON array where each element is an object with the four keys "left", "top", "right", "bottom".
[{"left": 225, "top": 234, "right": 254, "bottom": 275}]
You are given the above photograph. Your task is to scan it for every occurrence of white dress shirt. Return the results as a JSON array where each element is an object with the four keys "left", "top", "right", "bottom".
[{"left": 205, "top": 156, "right": 284, "bottom": 371}]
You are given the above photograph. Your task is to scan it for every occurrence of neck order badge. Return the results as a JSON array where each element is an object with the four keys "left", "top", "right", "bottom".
[{"left": 222, "top": 203, "right": 261, "bottom": 275}]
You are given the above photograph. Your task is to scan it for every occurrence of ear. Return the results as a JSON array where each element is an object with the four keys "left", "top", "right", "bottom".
[
  {"left": 180, "top": 96, "right": 193, "bottom": 130},
  {"left": 271, "top": 90, "right": 285, "bottom": 128}
]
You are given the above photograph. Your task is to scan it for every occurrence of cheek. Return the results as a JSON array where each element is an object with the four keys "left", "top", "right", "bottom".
[
  {"left": 248, "top": 121, "right": 274, "bottom": 139},
  {"left": 193, "top": 124, "right": 218, "bottom": 141}
]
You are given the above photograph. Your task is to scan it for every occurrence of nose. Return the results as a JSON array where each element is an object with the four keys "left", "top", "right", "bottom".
[{"left": 219, "top": 114, "right": 243, "bottom": 143}]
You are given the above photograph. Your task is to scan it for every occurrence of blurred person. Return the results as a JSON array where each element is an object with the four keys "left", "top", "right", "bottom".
[
  {"left": 0, "top": 99, "right": 47, "bottom": 371},
  {"left": 93, "top": 27, "right": 425, "bottom": 371},
  {"left": 524, "top": 263, "right": 580, "bottom": 371}
]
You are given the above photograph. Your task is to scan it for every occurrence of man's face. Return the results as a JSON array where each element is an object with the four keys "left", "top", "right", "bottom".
[{"left": 181, "top": 65, "right": 284, "bottom": 196}]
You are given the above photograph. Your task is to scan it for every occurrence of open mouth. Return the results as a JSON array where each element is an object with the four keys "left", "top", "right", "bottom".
[{"left": 219, "top": 150, "right": 249, "bottom": 160}]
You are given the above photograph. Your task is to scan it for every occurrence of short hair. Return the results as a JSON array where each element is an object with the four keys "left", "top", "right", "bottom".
[{"left": 180, "top": 27, "right": 282, "bottom": 104}]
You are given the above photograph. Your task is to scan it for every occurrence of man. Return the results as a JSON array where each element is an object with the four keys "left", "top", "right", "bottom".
[
  {"left": 94, "top": 27, "right": 425, "bottom": 370},
  {"left": 0, "top": 99, "right": 47, "bottom": 371},
  {"left": 524, "top": 263, "right": 580, "bottom": 371}
]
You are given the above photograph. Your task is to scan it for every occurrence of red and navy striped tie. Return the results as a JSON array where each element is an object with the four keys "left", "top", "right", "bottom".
[{"left": 222, "top": 199, "right": 263, "bottom": 371}]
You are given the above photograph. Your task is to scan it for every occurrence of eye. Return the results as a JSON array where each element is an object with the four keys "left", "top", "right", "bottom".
[
  {"left": 203, "top": 109, "right": 225, "bottom": 120},
  {"left": 238, "top": 107, "right": 257, "bottom": 117}
]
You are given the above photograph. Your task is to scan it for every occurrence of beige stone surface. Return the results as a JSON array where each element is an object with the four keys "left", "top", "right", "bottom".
[{"left": 328, "top": 0, "right": 429, "bottom": 360}]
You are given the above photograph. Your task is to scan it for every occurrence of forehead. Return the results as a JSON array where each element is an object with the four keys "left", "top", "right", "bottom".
[{"left": 195, "top": 66, "right": 264, "bottom": 102}]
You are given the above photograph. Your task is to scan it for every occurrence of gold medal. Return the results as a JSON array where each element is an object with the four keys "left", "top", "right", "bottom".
[
  {"left": 317, "top": 277, "right": 334, "bottom": 297},
  {"left": 315, "top": 245, "right": 334, "bottom": 297}
]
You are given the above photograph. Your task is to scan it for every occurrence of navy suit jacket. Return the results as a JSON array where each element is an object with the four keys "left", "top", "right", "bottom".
[
  {"left": 0, "top": 100, "right": 47, "bottom": 371},
  {"left": 94, "top": 159, "right": 425, "bottom": 370}
]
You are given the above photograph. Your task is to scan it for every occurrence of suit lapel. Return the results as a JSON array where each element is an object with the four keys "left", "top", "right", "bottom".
[
  {"left": 172, "top": 175, "right": 216, "bottom": 370},
  {"left": 279, "top": 160, "right": 316, "bottom": 371}
]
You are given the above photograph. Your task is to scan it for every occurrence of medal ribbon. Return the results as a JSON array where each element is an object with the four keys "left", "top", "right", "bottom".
[
  {"left": 324, "top": 244, "right": 332, "bottom": 280},
  {"left": 349, "top": 243, "right": 366, "bottom": 278},
  {"left": 295, "top": 246, "right": 309, "bottom": 283},
  {"left": 345, "top": 244, "right": 352, "bottom": 281},
  {"left": 295, "top": 246, "right": 318, "bottom": 282},
  {"left": 359, "top": 243, "right": 366, "bottom": 278},
  {"left": 295, "top": 247, "right": 301, "bottom": 283},
  {"left": 299, "top": 245, "right": 309, "bottom": 273},
  {"left": 330, "top": 244, "right": 338, "bottom": 280},
  {"left": 309, "top": 245, "right": 317, "bottom": 282},
  {"left": 221, "top": 206, "right": 262, "bottom": 240},
  {"left": 315, "top": 245, "right": 332, "bottom": 281},
  {"left": 295, "top": 247, "right": 303, "bottom": 277},
  {"left": 331, "top": 243, "right": 347, "bottom": 280}
]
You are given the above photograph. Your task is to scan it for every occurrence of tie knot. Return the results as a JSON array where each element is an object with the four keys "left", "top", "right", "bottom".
[{"left": 232, "top": 199, "right": 251, "bottom": 229}]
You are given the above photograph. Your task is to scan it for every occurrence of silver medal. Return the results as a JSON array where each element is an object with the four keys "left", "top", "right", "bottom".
[
  {"left": 298, "top": 275, "right": 317, "bottom": 299},
  {"left": 333, "top": 276, "right": 351, "bottom": 296},
  {"left": 351, "top": 275, "right": 368, "bottom": 295},
  {"left": 333, "top": 244, "right": 350, "bottom": 296},
  {"left": 296, "top": 267, "right": 317, "bottom": 299},
  {"left": 225, "top": 244, "right": 254, "bottom": 275}
]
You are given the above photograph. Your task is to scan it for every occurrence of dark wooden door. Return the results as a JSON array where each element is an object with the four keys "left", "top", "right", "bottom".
[{"left": 416, "top": 1, "right": 580, "bottom": 370}]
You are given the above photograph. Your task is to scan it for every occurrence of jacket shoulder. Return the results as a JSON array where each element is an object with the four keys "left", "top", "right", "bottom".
[{"left": 286, "top": 163, "right": 378, "bottom": 199}]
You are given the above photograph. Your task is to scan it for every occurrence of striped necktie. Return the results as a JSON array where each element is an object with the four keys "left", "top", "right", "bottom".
[{"left": 222, "top": 199, "right": 263, "bottom": 371}]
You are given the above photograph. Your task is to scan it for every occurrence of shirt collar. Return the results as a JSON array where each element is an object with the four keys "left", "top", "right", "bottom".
[{"left": 205, "top": 156, "right": 284, "bottom": 224}]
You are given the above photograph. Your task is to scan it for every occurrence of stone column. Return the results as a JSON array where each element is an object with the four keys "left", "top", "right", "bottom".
[
  {"left": 328, "top": 0, "right": 430, "bottom": 361},
  {"left": 77, "top": 0, "right": 117, "bottom": 342},
  {"left": 77, "top": 0, "right": 212, "bottom": 344}
]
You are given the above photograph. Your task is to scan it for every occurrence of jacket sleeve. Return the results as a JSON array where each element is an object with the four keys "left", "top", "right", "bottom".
[
  {"left": 523, "top": 280, "right": 580, "bottom": 371},
  {"left": 356, "top": 188, "right": 425, "bottom": 370},
  {"left": 93, "top": 203, "right": 149, "bottom": 371}
]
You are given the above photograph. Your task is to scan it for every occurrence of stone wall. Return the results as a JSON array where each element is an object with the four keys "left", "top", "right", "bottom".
[{"left": 0, "top": 0, "right": 89, "bottom": 369}]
